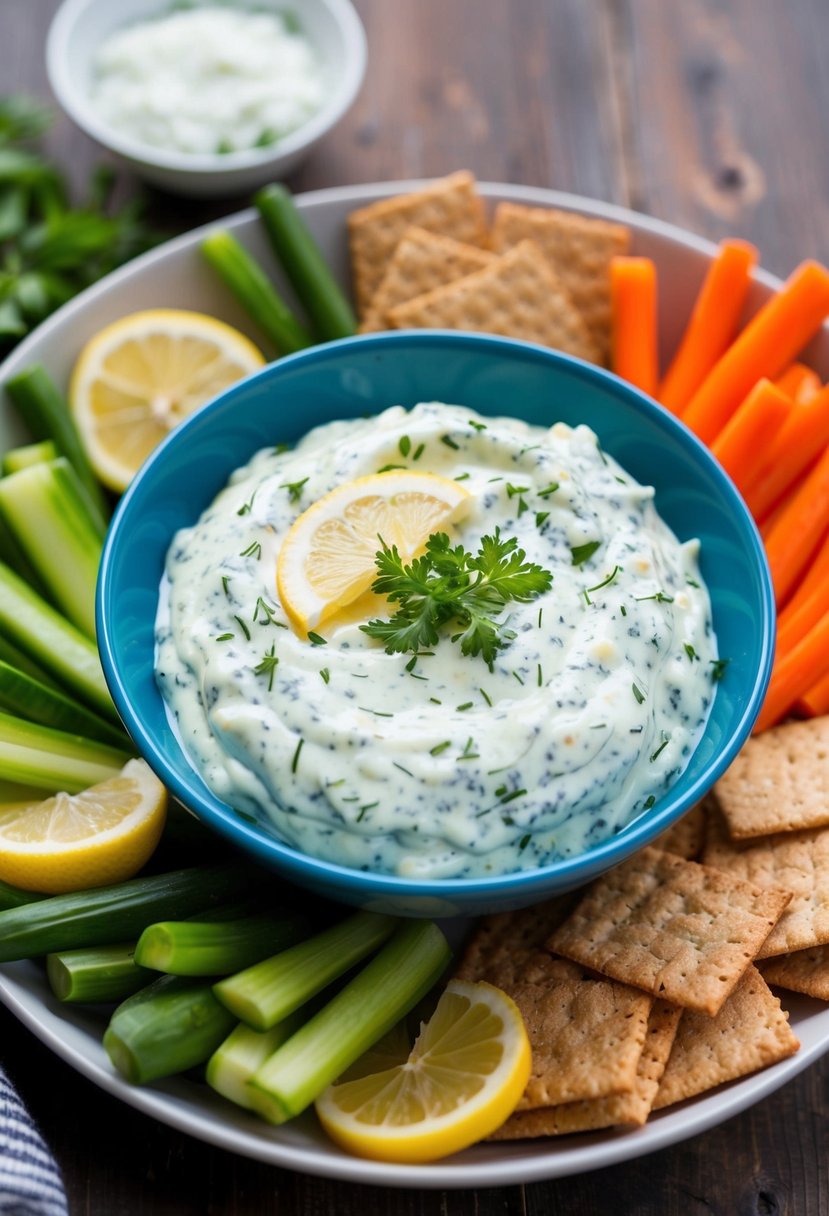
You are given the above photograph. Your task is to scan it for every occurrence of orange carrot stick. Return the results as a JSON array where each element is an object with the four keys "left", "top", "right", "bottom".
[
  {"left": 777, "top": 528, "right": 829, "bottom": 620},
  {"left": 659, "top": 239, "right": 757, "bottom": 415},
  {"left": 775, "top": 362, "right": 821, "bottom": 403},
  {"left": 611, "top": 257, "right": 658, "bottom": 397},
  {"left": 754, "top": 611, "right": 829, "bottom": 733},
  {"left": 775, "top": 583, "right": 826, "bottom": 658},
  {"left": 744, "top": 383, "right": 829, "bottom": 519},
  {"left": 709, "top": 379, "right": 791, "bottom": 494},
  {"left": 798, "top": 666, "right": 829, "bottom": 718},
  {"left": 764, "top": 444, "right": 829, "bottom": 606},
  {"left": 682, "top": 261, "right": 829, "bottom": 444}
]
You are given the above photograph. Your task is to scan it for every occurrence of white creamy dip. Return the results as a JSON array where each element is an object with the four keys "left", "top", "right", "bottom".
[
  {"left": 156, "top": 404, "right": 717, "bottom": 879},
  {"left": 91, "top": 8, "right": 325, "bottom": 156}
]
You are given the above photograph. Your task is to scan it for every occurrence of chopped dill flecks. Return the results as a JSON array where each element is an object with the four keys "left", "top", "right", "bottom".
[
  {"left": 506, "top": 482, "right": 529, "bottom": 499},
  {"left": 538, "top": 482, "right": 559, "bottom": 498},
  {"left": 468, "top": 419, "right": 487, "bottom": 431},
  {"left": 281, "top": 477, "right": 309, "bottom": 503},
  {"left": 459, "top": 737, "right": 479, "bottom": 760},
  {"left": 440, "top": 434, "right": 460, "bottom": 450},
  {"left": 500, "top": 788, "right": 526, "bottom": 805},
  {"left": 291, "top": 737, "right": 304, "bottom": 774},
  {"left": 221, "top": 575, "right": 231, "bottom": 596},
  {"left": 537, "top": 663, "right": 543, "bottom": 687},
  {"left": 393, "top": 761, "right": 414, "bottom": 777},
  {"left": 358, "top": 706, "right": 394, "bottom": 717},
  {"left": 377, "top": 463, "right": 407, "bottom": 474},
  {"left": 519, "top": 833, "right": 531, "bottom": 851},
  {"left": 710, "top": 657, "right": 730, "bottom": 681},
  {"left": 413, "top": 442, "right": 425, "bottom": 461},
  {"left": 357, "top": 802, "right": 378, "bottom": 821},
  {"left": 233, "top": 615, "right": 251, "bottom": 641},
  {"left": 429, "top": 697, "right": 442, "bottom": 705},
  {"left": 399, "top": 434, "right": 411, "bottom": 457},
  {"left": 456, "top": 701, "right": 473, "bottom": 711},
  {"left": 236, "top": 490, "right": 256, "bottom": 516},
  {"left": 684, "top": 643, "right": 698, "bottom": 661},
  {"left": 643, "top": 794, "right": 656, "bottom": 809},
  {"left": 479, "top": 688, "right": 493, "bottom": 707},
  {"left": 239, "top": 541, "right": 261, "bottom": 560},
  {"left": 215, "top": 632, "right": 234, "bottom": 642},
  {"left": 454, "top": 472, "right": 471, "bottom": 481},
  {"left": 253, "top": 644, "right": 279, "bottom": 692},
  {"left": 512, "top": 670, "right": 524, "bottom": 685},
  {"left": 320, "top": 668, "right": 330, "bottom": 684},
  {"left": 307, "top": 631, "right": 327, "bottom": 646},
  {"left": 430, "top": 740, "right": 451, "bottom": 756},
  {"left": 650, "top": 732, "right": 670, "bottom": 762},
  {"left": 632, "top": 682, "right": 645, "bottom": 704}
]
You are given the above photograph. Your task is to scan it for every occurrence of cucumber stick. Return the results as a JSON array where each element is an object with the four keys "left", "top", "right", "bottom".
[
  {"left": 0, "top": 862, "right": 254, "bottom": 963},
  {"left": 47, "top": 943, "right": 150, "bottom": 1003},
  {"left": 0, "top": 509, "right": 48, "bottom": 598},
  {"left": 2, "top": 439, "right": 58, "bottom": 475},
  {"left": 0, "top": 457, "right": 104, "bottom": 638},
  {"left": 0, "top": 560, "right": 116, "bottom": 719},
  {"left": 0, "top": 659, "right": 129, "bottom": 748},
  {"left": 0, "top": 633, "right": 59, "bottom": 688}
]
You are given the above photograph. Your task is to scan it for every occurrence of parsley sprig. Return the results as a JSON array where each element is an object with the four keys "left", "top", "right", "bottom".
[{"left": 360, "top": 529, "right": 552, "bottom": 667}]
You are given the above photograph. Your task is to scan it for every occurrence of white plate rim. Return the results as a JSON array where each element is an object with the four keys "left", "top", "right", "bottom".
[{"left": 0, "top": 179, "right": 825, "bottom": 1189}]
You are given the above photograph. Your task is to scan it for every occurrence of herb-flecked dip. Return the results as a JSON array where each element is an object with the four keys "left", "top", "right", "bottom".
[{"left": 155, "top": 403, "right": 717, "bottom": 879}]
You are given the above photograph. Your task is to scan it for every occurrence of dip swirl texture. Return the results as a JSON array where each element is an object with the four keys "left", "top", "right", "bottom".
[{"left": 155, "top": 403, "right": 716, "bottom": 879}]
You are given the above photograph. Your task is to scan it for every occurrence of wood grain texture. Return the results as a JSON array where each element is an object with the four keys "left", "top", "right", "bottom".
[{"left": 2, "top": 0, "right": 829, "bottom": 1211}]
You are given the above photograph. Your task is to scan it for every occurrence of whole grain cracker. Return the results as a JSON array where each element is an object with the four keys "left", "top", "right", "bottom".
[
  {"left": 704, "top": 809, "right": 829, "bottom": 958},
  {"left": 347, "top": 172, "right": 488, "bottom": 317},
  {"left": 761, "top": 945, "right": 829, "bottom": 1001},
  {"left": 652, "top": 966, "right": 799, "bottom": 1110},
  {"left": 491, "top": 201, "right": 630, "bottom": 362},
  {"left": 388, "top": 240, "right": 600, "bottom": 363},
  {"left": 714, "top": 716, "right": 829, "bottom": 838},
  {"left": 456, "top": 900, "right": 649, "bottom": 1107},
  {"left": 455, "top": 895, "right": 578, "bottom": 990},
  {"left": 653, "top": 797, "right": 710, "bottom": 860},
  {"left": 548, "top": 846, "right": 791, "bottom": 1015},
  {"left": 489, "top": 1000, "right": 681, "bottom": 1139},
  {"left": 509, "top": 965, "right": 652, "bottom": 1109},
  {"left": 359, "top": 227, "right": 495, "bottom": 333}
]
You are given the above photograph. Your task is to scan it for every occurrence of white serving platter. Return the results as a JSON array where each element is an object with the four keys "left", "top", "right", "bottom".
[{"left": 1, "top": 181, "right": 827, "bottom": 1189}]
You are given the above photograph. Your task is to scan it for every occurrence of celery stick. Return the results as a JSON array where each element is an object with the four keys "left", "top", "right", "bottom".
[
  {"left": 255, "top": 185, "right": 357, "bottom": 341},
  {"left": 135, "top": 911, "right": 309, "bottom": 976},
  {"left": 214, "top": 910, "right": 396, "bottom": 1031},
  {"left": 0, "top": 659, "right": 129, "bottom": 748},
  {"left": 0, "top": 458, "right": 104, "bottom": 638},
  {"left": 0, "top": 862, "right": 253, "bottom": 962},
  {"left": 207, "top": 1012, "right": 304, "bottom": 1109},
  {"left": 0, "top": 709, "right": 129, "bottom": 764},
  {"left": 0, "top": 510, "right": 48, "bottom": 598},
  {"left": 248, "top": 921, "right": 451, "bottom": 1123},
  {"left": 0, "top": 740, "right": 124, "bottom": 792},
  {"left": 104, "top": 975, "right": 236, "bottom": 1084},
  {"left": 0, "top": 633, "right": 60, "bottom": 689},
  {"left": 0, "top": 560, "right": 116, "bottom": 719},
  {"left": 201, "top": 229, "right": 312, "bottom": 354},
  {"left": 2, "top": 439, "right": 57, "bottom": 475},
  {"left": 4, "top": 365, "right": 110, "bottom": 522},
  {"left": 47, "top": 942, "right": 149, "bottom": 1003}
]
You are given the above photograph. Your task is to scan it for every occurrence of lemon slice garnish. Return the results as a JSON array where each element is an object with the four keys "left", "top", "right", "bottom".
[
  {"left": 314, "top": 980, "right": 531, "bottom": 1163},
  {"left": 70, "top": 309, "right": 265, "bottom": 491},
  {"left": 0, "top": 759, "right": 167, "bottom": 893},
  {"left": 276, "top": 470, "right": 472, "bottom": 633}
]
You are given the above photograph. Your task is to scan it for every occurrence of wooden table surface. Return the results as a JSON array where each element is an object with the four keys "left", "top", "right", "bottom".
[{"left": 2, "top": 0, "right": 829, "bottom": 1212}]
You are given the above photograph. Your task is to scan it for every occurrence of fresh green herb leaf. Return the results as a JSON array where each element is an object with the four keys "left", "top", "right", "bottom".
[
  {"left": 430, "top": 741, "right": 451, "bottom": 756},
  {"left": 519, "top": 834, "right": 531, "bottom": 851},
  {"left": 274, "top": 442, "right": 291, "bottom": 455},
  {"left": 649, "top": 732, "right": 669, "bottom": 762},
  {"left": 307, "top": 631, "right": 327, "bottom": 646},
  {"left": 634, "top": 591, "right": 674, "bottom": 604},
  {"left": 632, "top": 682, "right": 645, "bottom": 704},
  {"left": 506, "top": 483, "right": 529, "bottom": 499},
  {"left": 684, "top": 643, "right": 698, "bottom": 661},
  {"left": 253, "top": 596, "right": 281, "bottom": 626},
  {"left": 571, "top": 540, "right": 601, "bottom": 567},
  {"left": 586, "top": 566, "right": 621, "bottom": 596},
  {"left": 413, "top": 443, "right": 425, "bottom": 461},
  {"left": 221, "top": 575, "right": 231, "bottom": 596},
  {"left": 512, "top": 670, "right": 524, "bottom": 685},
  {"left": 538, "top": 483, "right": 559, "bottom": 498},
  {"left": 710, "top": 657, "right": 730, "bottom": 681},
  {"left": 537, "top": 663, "right": 543, "bottom": 687},
  {"left": 399, "top": 435, "right": 411, "bottom": 457},
  {"left": 239, "top": 540, "right": 261, "bottom": 560},
  {"left": 440, "top": 434, "right": 460, "bottom": 450},
  {"left": 377, "top": 463, "right": 407, "bottom": 474},
  {"left": 468, "top": 419, "right": 487, "bottom": 432},
  {"left": 281, "top": 477, "right": 309, "bottom": 503},
  {"left": 393, "top": 761, "right": 413, "bottom": 777},
  {"left": 358, "top": 706, "right": 394, "bottom": 717},
  {"left": 291, "top": 737, "right": 304, "bottom": 773},
  {"left": 620, "top": 604, "right": 627, "bottom": 617},
  {"left": 459, "top": 737, "right": 479, "bottom": 759},
  {"left": 253, "top": 643, "right": 279, "bottom": 691},
  {"left": 357, "top": 802, "right": 378, "bottom": 821},
  {"left": 454, "top": 472, "right": 471, "bottom": 482},
  {"left": 215, "top": 632, "right": 234, "bottom": 642},
  {"left": 360, "top": 528, "right": 553, "bottom": 666},
  {"left": 456, "top": 701, "right": 473, "bottom": 711},
  {"left": 535, "top": 511, "right": 549, "bottom": 528},
  {"left": 500, "top": 788, "right": 526, "bottom": 805},
  {"left": 320, "top": 667, "right": 330, "bottom": 684},
  {"left": 237, "top": 491, "right": 256, "bottom": 517},
  {"left": 480, "top": 687, "right": 493, "bottom": 707},
  {"left": 233, "top": 615, "right": 251, "bottom": 641},
  {"left": 643, "top": 794, "right": 656, "bottom": 810},
  {"left": 517, "top": 497, "right": 529, "bottom": 518}
]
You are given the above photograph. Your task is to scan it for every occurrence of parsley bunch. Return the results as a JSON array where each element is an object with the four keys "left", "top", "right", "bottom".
[{"left": 360, "top": 529, "right": 552, "bottom": 667}]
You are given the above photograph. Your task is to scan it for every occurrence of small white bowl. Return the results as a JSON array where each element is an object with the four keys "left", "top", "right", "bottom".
[{"left": 46, "top": 0, "right": 367, "bottom": 197}]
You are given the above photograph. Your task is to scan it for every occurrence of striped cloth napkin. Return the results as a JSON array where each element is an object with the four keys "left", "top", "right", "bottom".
[{"left": 0, "top": 1068, "right": 67, "bottom": 1216}]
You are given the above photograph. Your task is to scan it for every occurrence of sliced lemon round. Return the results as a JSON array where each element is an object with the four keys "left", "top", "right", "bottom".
[
  {"left": 276, "top": 470, "right": 471, "bottom": 633},
  {"left": 0, "top": 759, "right": 168, "bottom": 893},
  {"left": 70, "top": 309, "right": 265, "bottom": 492},
  {"left": 314, "top": 980, "right": 531, "bottom": 1163}
]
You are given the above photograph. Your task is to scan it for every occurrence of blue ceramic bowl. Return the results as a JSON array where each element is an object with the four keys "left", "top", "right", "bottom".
[{"left": 97, "top": 331, "right": 774, "bottom": 917}]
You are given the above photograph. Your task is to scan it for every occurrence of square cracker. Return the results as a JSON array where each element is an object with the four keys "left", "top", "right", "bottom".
[
  {"left": 359, "top": 227, "right": 495, "bottom": 333},
  {"left": 714, "top": 716, "right": 829, "bottom": 838},
  {"left": 548, "top": 846, "right": 791, "bottom": 1015},
  {"left": 388, "top": 240, "right": 600, "bottom": 363},
  {"left": 653, "top": 797, "right": 710, "bottom": 860},
  {"left": 761, "top": 945, "right": 829, "bottom": 1001},
  {"left": 704, "top": 810, "right": 829, "bottom": 958},
  {"left": 456, "top": 903, "right": 650, "bottom": 1108},
  {"left": 491, "top": 201, "right": 631, "bottom": 362},
  {"left": 490, "top": 1000, "right": 681, "bottom": 1139},
  {"left": 652, "top": 967, "right": 799, "bottom": 1110},
  {"left": 348, "top": 171, "right": 488, "bottom": 317}
]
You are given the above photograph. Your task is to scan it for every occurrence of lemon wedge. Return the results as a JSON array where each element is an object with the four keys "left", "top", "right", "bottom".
[
  {"left": 276, "top": 470, "right": 471, "bottom": 633},
  {"left": 314, "top": 980, "right": 531, "bottom": 1163},
  {"left": 70, "top": 309, "right": 265, "bottom": 492},
  {"left": 0, "top": 759, "right": 167, "bottom": 893}
]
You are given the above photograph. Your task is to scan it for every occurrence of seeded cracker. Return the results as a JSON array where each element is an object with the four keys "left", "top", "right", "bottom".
[
  {"left": 491, "top": 201, "right": 631, "bottom": 362},
  {"left": 653, "top": 797, "right": 710, "bottom": 860},
  {"left": 347, "top": 172, "right": 488, "bottom": 318},
  {"left": 456, "top": 902, "right": 651, "bottom": 1107},
  {"left": 714, "top": 716, "right": 829, "bottom": 838},
  {"left": 359, "top": 227, "right": 495, "bottom": 333},
  {"left": 652, "top": 967, "right": 799, "bottom": 1110},
  {"left": 490, "top": 1000, "right": 681, "bottom": 1139},
  {"left": 704, "top": 809, "right": 829, "bottom": 958},
  {"left": 548, "top": 846, "right": 791, "bottom": 1015},
  {"left": 761, "top": 945, "right": 829, "bottom": 1001},
  {"left": 388, "top": 240, "right": 600, "bottom": 363}
]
